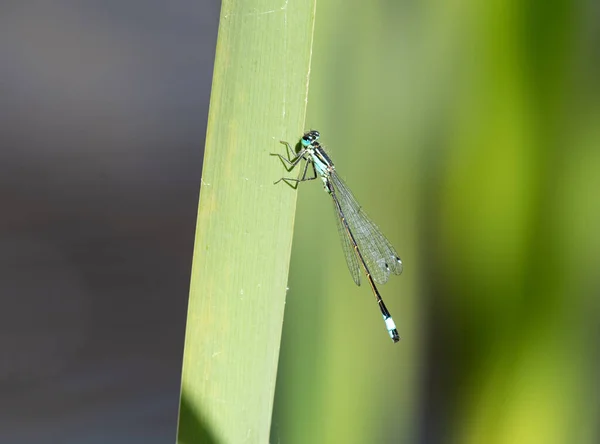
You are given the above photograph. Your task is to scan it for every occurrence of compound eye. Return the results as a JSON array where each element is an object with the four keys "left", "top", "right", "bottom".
[{"left": 300, "top": 135, "right": 311, "bottom": 147}]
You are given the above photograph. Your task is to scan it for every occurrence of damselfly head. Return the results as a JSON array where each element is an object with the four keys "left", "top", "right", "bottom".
[{"left": 301, "top": 130, "right": 320, "bottom": 147}]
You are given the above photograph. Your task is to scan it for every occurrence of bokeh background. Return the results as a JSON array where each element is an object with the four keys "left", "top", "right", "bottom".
[
  {"left": 2, "top": 0, "right": 599, "bottom": 443},
  {"left": 1, "top": 1, "right": 219, "bottom": 442},
  {"left": 272, "top": 1, "right": 600, "bottom": 444}
]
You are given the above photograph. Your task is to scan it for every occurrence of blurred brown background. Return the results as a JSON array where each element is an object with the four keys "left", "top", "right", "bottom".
[{"left": 0, "top": 1, "right": 219, "bottom": 442}]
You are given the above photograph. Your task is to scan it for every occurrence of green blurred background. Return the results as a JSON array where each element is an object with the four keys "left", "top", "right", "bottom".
[{"left": 271, "top": 0, "right": 600, "bottom": 443}]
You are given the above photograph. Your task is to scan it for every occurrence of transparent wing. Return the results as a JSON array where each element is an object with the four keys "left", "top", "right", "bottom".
[
  {"left": 330, "top": 171, "right": 403, "bottom": 285},
  {"left": 332, "top": 199, "right": 361, "bottom": 286}
]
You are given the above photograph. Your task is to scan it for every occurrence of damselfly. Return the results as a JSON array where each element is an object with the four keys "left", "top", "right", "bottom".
[{"left": 272, "top": 130, "right": 403, "bottom": 343}]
